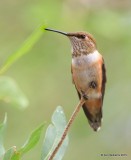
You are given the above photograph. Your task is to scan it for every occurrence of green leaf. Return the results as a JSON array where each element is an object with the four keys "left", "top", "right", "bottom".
[
  {"left": 0, "top": 114, "right": 7, "bottom": 157},
  {"left": 19, "top": 123, "right": 45, "bottom": 155},
  {"left": 41, "top": 106, "right": 69, "bottom": 160},
  {"left": 10, "top": 150, "right": 20, "bottom": 160},
  {"left": 2, "top": 124, "right": 45, "bottom": 160},
  {"left": 3, "top": 146, "right": 16, "bottom": 160},
  {"left": 0, "top": 76, "right": 29, "bottom": 109},
  {"left": 0, "top": 25, "right": 46, "bottom": 75},
  {"left": 11, "top": 154, "right": 20, "bottom": 160}
]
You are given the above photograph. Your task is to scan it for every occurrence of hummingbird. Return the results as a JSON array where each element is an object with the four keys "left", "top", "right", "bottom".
[{"left": 45, "top": 28, "right": 106, "bottom": 131}]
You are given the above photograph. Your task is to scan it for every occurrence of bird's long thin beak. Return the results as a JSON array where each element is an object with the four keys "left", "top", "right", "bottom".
[{"left": 45, "top": 28, "right": 67, "bottom": 36}]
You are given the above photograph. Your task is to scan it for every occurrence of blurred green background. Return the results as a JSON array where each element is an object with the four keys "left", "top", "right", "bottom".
[{"left": 0, "top": 0, "right": 131, "bottom": 159}]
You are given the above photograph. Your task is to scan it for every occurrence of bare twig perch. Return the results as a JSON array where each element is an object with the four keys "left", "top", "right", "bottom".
[{"left": 48, "top": 97, "right": 86, "bottom": 160}]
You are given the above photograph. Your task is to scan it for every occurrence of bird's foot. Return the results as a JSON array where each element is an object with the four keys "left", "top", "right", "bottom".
[
  {"left": 89, "top": 81, "right": 97, "bottom": 89},
  {"left": 81, "top": 90, "right": 88, "bottom": 100}
]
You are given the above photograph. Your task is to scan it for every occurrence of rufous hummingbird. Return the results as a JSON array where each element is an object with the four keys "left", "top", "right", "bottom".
[{"left": 45, "top": 28, "right": 106, "bottom": 131}]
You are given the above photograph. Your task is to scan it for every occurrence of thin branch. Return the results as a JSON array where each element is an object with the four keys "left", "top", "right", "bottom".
[{"left": 48, "top": 97, "right": 86, "bottom": 160}]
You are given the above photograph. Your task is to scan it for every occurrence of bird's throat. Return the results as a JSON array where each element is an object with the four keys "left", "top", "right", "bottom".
[{"left": 72, "top": 47, "right": 96, "bottom": 58}]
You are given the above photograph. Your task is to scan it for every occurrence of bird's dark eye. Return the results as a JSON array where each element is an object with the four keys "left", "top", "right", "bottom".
[{"left": 77, "top": 35, "right": 86, "bottom": 39}]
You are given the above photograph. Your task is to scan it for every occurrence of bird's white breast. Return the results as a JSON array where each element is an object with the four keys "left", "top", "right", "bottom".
[
  {"left": 71, "top": 50, "right": 102, "bottom": 98},
  {"left": 72, "top": 50, "right": 101, "bottom": 68}
]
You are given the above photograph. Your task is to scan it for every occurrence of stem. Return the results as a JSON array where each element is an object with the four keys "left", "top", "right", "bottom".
[{"left": 48, "top": 97, "right": 86, "bottom": 160}]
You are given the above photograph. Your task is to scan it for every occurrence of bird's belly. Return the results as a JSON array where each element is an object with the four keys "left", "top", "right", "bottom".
[{"left": 73, "top": 66, "right": 99, "bottom": 93}]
